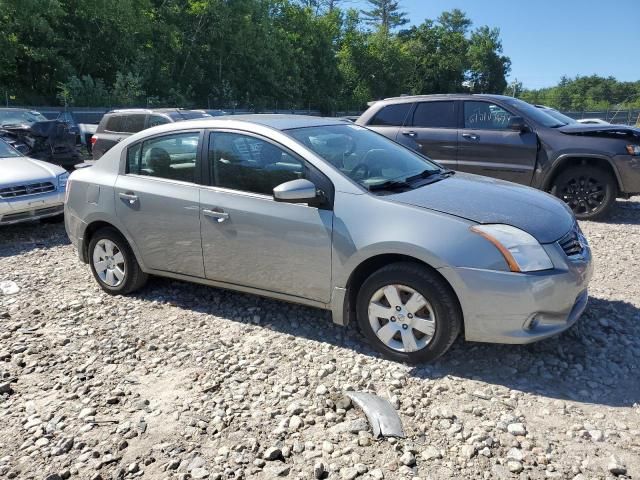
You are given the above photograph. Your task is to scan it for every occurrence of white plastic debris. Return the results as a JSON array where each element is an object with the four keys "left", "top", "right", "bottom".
[{"left": 0, "top": 281, "right": 20, "bottom": 295}]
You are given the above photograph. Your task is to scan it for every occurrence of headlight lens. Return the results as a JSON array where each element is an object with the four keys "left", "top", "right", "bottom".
[
  {"left": 470, "top": 224, "right": 553, "bottom": 273},
  {"left": 58, "top": 172, "right": 70, "bottom": 190},
  {"left": 626, "top": 145, "right": 640, "bottom": 156}
]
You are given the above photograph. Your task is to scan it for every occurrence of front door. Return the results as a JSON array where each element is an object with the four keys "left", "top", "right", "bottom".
[
  {"left": 457, "top": 100, "right": 537, "bottom": 185},
  {"left": 200, "top": 130, "right": 333, "bottom": 303},
  {"left": 396, "top": 100, "right": 458, "bottom": 169},
  {"left": 114, "top": 130, "right": 204, "bottom": 277}
]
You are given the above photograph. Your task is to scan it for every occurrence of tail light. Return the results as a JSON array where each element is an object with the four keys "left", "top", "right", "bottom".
[{"left": 90, "top": 135, "right": 97, "bottom": 145}]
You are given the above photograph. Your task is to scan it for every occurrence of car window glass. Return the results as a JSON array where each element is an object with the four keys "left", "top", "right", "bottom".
[
  {"left": 369, "top": 103, "right": 411, "bottom": 126},
  {"left": 411, "top": 101, "right": 456, "bottom": 128},
  {"left": 124, "top": 114, "right": 146, "bottom": 133},
  {"left": 105, "top": 115, "right": 125, "bottom": 132},
  {"left": 464, "top": 101, "right": 513, "bottom": 130},
  {"left": 209, "top": 132, "right": 305, "bottom": 195},
  {"left": 149, "top": 115, "right": 171, "bottom": 127},
  {"left": 128, "top": 132, "right": 199, "bottom": 183}
]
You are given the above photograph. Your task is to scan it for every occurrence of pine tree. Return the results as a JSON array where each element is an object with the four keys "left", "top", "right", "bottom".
[{"left": 360, "top": 0, "right": 409, "bottom": 30}]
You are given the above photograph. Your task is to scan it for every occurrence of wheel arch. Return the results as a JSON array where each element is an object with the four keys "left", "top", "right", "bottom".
[
  {"left": 543, "top": 154, "right": 622, "bottom": 193},
  {"left": 340, "top": 253, "right": 462, "bottom": 328},
  {"left": 81, "top": 219, "right": 146, "bottom": 271}
]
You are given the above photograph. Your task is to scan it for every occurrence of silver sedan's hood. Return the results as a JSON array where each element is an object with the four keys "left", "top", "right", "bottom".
[
  {"left": 387, "top": 173, "right": 575, "bottom": 244},
  {"left": 0, "top": 156, "right": 65, "bottom": 185}
]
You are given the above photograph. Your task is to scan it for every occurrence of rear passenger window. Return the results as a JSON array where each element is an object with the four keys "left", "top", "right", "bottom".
[
  {"left": 123, "top": 114, "right": 146, "bottom": 133},
  {"left": 368, "top": 103, "right": 411, "bottom": 126},
  {"left": 127, "top": 132, "right": 199, "bottom": 183},
  {"left": 411, "top": 101, "right": 456, "bottom": 128},
  {"left": 149, "top": 115, "right": 170, "bottom": 127}
]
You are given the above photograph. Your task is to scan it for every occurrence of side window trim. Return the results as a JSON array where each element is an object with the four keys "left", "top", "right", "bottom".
[
  {"left": 203, "top": 129, "right": 334, "bottom": 209},
  {"left": 462, "top": 100, "right": 518, "bottom": 131},
  {"left": 123, "top": 129, "right": 204, "bottom": 185}
]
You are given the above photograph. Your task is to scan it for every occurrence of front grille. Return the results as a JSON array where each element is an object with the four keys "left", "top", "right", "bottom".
[
  {"left": 0, "top": 182, "right": 56, "bottom": 199},
  {"left": 558, "top": 227, "right": 583, "bottom": 258}
]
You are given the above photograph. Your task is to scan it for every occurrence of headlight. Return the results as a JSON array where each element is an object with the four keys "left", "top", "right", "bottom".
[
  {"left": 626, "top": 145, "right": 640, "bottom": 156},
  {"left": 470, "top": 224, "right": 553, "bottom": 273},
  {"left": 58, "top": 172, "right": 70, "bottom": 190}
]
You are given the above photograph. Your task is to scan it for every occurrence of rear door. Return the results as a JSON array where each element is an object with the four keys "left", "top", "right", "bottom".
[
  {"left": 114, "top": 130, "right": 204, "bottom": 277},
  {"left": 364, "top": 103, "right": 412, "bottom": 141},
  {"left": 396, "top": 100, "right": 458, "bottom": 168},
  {"left": 457, "top": 100, "right": 537, "bottom": 185}
]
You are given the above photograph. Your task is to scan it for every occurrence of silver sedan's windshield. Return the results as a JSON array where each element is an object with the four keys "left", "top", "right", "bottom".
[
  {"left": 0, "top": 139, "right": 21, "bottom": 158},
  {"left": 286, "top": 124, "right": 443, "bottom": 190}
]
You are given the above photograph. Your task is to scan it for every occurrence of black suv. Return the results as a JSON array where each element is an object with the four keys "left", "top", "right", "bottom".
[
  {"left": 358, "top": 94, "right": 640, "bottom": 219},
  {"left": 92, "top": 108, "right": 212, "bottom": 160}
]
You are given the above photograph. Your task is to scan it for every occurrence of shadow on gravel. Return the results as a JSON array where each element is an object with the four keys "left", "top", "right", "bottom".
[
  {"left": 133, "top": 275, "right": 640, "bottom": 409},
  {"left": 0, "top": 221, "right": 69, "bottom": 257},
  {"left": 410, "top": 296, "right": 640, "bottom": 408},
  {"left": 593, "top": 199, "right": 640, "bottom": 226}
]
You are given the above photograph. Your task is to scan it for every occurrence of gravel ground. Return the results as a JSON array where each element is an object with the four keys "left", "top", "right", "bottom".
[{"left": 1, "top": 199, "right": 639, "bottom": 480}]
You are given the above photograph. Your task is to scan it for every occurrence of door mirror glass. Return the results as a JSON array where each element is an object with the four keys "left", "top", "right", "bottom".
[
  {"left": 273, "top": 179, "right": 317, "bottom": 203},
  {"left": 508, "top": 116, "right": 527, "bottom": 132}
]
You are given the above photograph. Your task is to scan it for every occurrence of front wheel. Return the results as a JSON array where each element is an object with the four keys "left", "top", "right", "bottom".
[
  {"left": 88, "top": 227, "right": 147, "bottom": 295},
  {"left": 550, "top": 165, "right": 617, "bottom": 220},
  {"left": 356, "top": 262, "right": 462, "bottom": 363}
]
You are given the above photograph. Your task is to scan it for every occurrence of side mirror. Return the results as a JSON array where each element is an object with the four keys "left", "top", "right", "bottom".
[
  {"left": 508, "top": 116, "right": 527, "bottom": 132},
  {"left": 273, "top": 179, "right": 318, "bottom": 203}
]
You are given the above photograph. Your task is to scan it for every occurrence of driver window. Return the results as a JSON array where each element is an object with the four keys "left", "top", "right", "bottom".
[
  {"left": 464, "top": 101, "right": 514, "bottom": 130},
  {"left": 209, "top": 132, "right": 305, "bottom": 195}
]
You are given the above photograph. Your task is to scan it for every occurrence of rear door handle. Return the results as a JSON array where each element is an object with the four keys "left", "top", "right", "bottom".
[
  {"left": 402, "top": 130, "right": 417, "bottom": 138},
  {"left": 118, "top": 192, "right": 138, "bottom": 204},
  {"left": 202, "top": 208, "right": 229, "bottom": 223},
  {"left": 462, "top": 133, "right": 479, "bottom": 141}
]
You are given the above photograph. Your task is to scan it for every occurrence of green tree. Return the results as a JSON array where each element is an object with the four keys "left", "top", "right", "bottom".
[
  {"left": 467, "top": 26, "right": 511, "bottom": 93},
  {"left": 360, "top": 0, "right": 408, "bottom": 30}
]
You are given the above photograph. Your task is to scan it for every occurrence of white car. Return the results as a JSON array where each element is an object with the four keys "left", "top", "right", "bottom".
[
  {"left": 0, "top": 139, "right": 68, "bottom": 225},
  {"left": 576, "top": 118, "right": 610, "bottom": 125}
]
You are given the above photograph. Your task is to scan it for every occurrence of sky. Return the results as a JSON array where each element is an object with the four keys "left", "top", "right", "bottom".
[{"left": 350, "top": 0, "right": 640, "bottom": 89}]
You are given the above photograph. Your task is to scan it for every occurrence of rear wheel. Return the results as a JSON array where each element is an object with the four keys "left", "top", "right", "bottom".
[
  {"left": 550, "top": 165, "right": 617, "bottom": 220},
  {"left": 88, "top": 227, "right": 147, "bottom": 294},
  {"left": 356, "top": 262, "right": 462, "bottom": 363}
]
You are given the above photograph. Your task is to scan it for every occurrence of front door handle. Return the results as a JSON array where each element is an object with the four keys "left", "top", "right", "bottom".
[
  {"left": 462, "top": 133, "right": 479, "bottom": 141},
  {"left": 402, "top": 130, "right": 418, "bottom": 138},
  {"left": 118, "top": 192, "right": 138, "bottom": 205},
  {"left": 203, "top": 208, "right": 230, "bottom": 223}
]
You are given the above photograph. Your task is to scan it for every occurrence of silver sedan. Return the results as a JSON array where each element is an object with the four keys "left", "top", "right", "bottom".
[
  {"left": 0, "top": 139, "right": 68, "bottom": 225},
  {"left": 64, "top": 116, "right": 592, "bottom": 363}
]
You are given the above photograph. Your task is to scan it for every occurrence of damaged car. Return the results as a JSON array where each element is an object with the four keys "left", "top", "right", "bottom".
[
  {"left": 359, "top": 95, "right": 640, "bottom": 219},
  {"left": 0, "top": 108, "right": 82, "bottom": 170},
  {"left": 0, "top": 138, "right": 68, "bottom": 225}
]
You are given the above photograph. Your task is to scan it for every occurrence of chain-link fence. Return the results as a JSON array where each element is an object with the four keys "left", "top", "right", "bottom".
[{"left": 562, "top": 109, "right": 640, "bottom": 126}]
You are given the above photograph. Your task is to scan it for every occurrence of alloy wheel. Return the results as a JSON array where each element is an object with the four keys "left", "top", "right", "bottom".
[
  {"left": 367, "top": 284, "right": 436, "bottom": 353},
  {"left": 559, "top": 174, "right": 606, "bottom": 216},
  {"left": 92, "top": 239, "right": 126, "bottom": 287}
]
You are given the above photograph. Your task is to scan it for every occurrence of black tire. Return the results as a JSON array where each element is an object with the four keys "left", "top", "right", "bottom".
[
  {"left": 356, "top": 262, "right": 462, "bottom": 364},
  {"left": 550, "top": 165, "right": 617, "bottom": 220},
  {"left": 88, "top": 227, "right": 147, "bottom": 295}
]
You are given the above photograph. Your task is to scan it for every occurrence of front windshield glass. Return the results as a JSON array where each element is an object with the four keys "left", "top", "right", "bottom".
[
  {"left": 0, "top": 110, "right": 47, "bottom": 126},
  {"left": 286, "top": 124, "right": 442, "bottom": 190},
  {"left": 502, "top": 98, "right": 567, "bottom": 127},
  {"left": 0, "top": 139, "right": 22, "bottom": 158}
]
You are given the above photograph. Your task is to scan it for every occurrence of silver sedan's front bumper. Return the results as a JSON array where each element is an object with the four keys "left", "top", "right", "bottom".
[
  {"left": 440, "top": 239, "right": 593, "bottom": 344},
  {"left": 0, "top": 190, "right": 65, "bottom": 225}
]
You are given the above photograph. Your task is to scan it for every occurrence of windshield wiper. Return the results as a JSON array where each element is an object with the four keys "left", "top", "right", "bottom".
[
  {"left": 368, "top": 180, "right": 412, "bottom": 192},
  {"left": 405, "top": 168, "right": 455, "bottom": 183}
]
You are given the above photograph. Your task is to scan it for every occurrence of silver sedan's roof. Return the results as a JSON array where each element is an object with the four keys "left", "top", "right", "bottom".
[{"left": 197, "top": 114, "right": 348, "bottom": 131}]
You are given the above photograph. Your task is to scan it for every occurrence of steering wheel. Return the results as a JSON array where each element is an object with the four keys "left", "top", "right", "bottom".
[{"left": 350, "top": 163, "right": 369, "bottom": 179}]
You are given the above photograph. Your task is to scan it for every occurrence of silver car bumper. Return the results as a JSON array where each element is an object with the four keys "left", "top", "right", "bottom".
[
  {"left": 440, "top": 240, "right": 593, "bottom": 344},
  {"left": 0, "top": 190, "right": 65, "bottom": 225}
]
